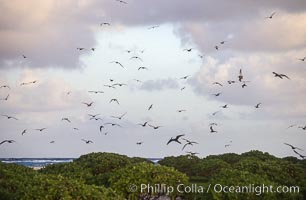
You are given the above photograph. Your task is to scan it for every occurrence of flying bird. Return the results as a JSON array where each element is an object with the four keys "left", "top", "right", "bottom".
[
  {"left": 167, "top": 134, "right": 185, "bottom": 145},
  {"left": 255, "top": 103, "right": 262, "bottom": 108},
  {"left": 111, "top": 112, "right": 127, "bottom": 120},
  {"left": 99, "top": 125, "right": 104, "bottom": 132},
  {"left": 130, "top": 56, "right": 143, "bottom": 61},
  {"left": 272, "top": 72, "right": 290, "bottom": 79},
  {"left": 148, "top": 25, "right": 159, "bottom": 30},
  {"left": 212, "top": 111, "right": 219, "bottom": 116},
  {"left": 1, "top": 94, "right": 9, "bottom": 101},
  {"left": 21, "top": 129, "right": 27, "bottom": 135},
  {"left": 109, "top": 99, "right": 120, "bottom": 105},
  {"left": 112, "top": 83, "right": 127, "bottom": 87},
  {"left": 181, "top": 138, "right": 198, "bottom": 150},
  {"left": 136, "top": 142, "right": 143, "bottom": 145},
  {"left": 0, "top": 85, "right": 10, "bottom": 89},
  {"left": 228, "top": 80, "right": 235, "bottom": 84},
  {"left": 2, "top": 115, "right": 18, "bottom": 120},
  {"left": 116, "top": 0, "right": 127, "bottom": 4},
  {"left": 104, "top": 84, "right": 116, "bottom": 89},
  {"left": 88, "top": 91, "right": 104, "bottom": 94},
  {"left": 180, "top": 75, "right": 190, "bottom": 80},
  {"left": 149, "top": 124, "right": 162, "bottom": 129},
  {"left": 210, "top": 126, "right": 217, "bottom": 133},
  {"left": 88, "top": 114, "right": 100, "bottom": 118},
  {"left": 110, "top": 61, "right": 125, "bottom": 68},
  {"left": 77, "top": 48, "right": 86, "bottom": 51},
  {"left": 209, "top": 123, "right": 218, "bottom": 126},
  {"left": 61, "top": 118, "right": 71, "bottom": 123},
  {"left": 221, "top": 104, "right": 228, "bottom": 108},
  {"left": 50, "top": 141, "right": 55, "bottom": 144},
  {"left": 82, "top": 139, "right": 93, "bottom": 144},
  {"left": 180, "top": 87, "right": 186, "bottom": 91},
  {"left": 287, "top": 124, "right": 296, "bottom": 129},
  {"left": 100, "top": 22, "right": 110, "bottom": 26},
  {"left": 177, "top": 109, "right": 186, "bottom": 113},
  {"left": 238, "top": 69, "right": 243, "bottom": 82},
  {"left": 138, "top": 121, "right": 150, "bottom": 127},
  {"left": 212, "top": 92, "right": 221, "bottom": 97},
  {"left": 35, "top": 128, "right": 47, "bottom": 132},
  {"left": 22, "top": 55, "right": 27, "bottom": 59},
  {"left": 215, "top": 46, "right": 219, "bottom": 50},
  {"left": 298, "top": 57, "right": 306, "bottom": 61},
  {"left": 284, "top": 143, "right": 303, "bottom": 151},
  {"left": 138, "top": 67, "right": 148, "bottom": 71},
  {"left": 0, "top": 140, "right": 16, "bottom": 145},
  {"left": 298, "top": 126, "right": 306, "bottom": 130},
  {"left": 148, "top": 104, "right": 153, "bottom": 110},
  {"left": 293, "top": 150, "right": 306, "bottom": 159},
  {"left": 185, "top": 151, "right": 199, "bottom": 156},
  {"left": 183, "top": 48, "right": 193, "bottom": 52},
  {"left": 220, "top": 41, "right": 227, "bottom": 44},
  {"left": 213, "top": 82, "right": 223, "bottom": 87},
  {"left": 81, "top": 101, "right": 94, "bottom": 107},
  {"left": 104, "top": 122, "right": 121, "bottom": 127},
  {"left": 265, "top": 11, "right": 276, "bottom": 19}
]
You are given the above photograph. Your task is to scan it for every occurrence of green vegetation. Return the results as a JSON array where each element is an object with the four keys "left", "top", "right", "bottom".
[{"left": 0, "top": 150, "right": 305, "bottom": 199}]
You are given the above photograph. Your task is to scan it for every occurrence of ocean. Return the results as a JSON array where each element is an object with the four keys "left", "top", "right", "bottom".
[{"left": 0, "top": 158, "right": 161, "bottom": 168}]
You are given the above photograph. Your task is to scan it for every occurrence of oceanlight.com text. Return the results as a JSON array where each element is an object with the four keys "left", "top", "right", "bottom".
[{"left": 138, "top": 184, "right": 300, "bottom": 196}]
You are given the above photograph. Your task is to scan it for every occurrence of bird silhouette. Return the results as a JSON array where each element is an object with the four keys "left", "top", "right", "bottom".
[
  {"left": 167, "top": 134, "right": 185, "bottom": 145},
  {"left": 138, "top": 121, "right": 150, "bottom": 127},
  {"left": 293, "top": 150, "right": 306, "bottom": 159},
  {"left": 81, "top": 102, "right": 94, "bottom": 107},
  {"left": 0, "top": 85, "right": 10, "bottom": 89},
  {"left": 272, "top": 72, "right": 290, "bottom": 79},
  {"left": 111, "top": 112, "right": 127, "bottom": 120},
  {"left": 104, "top": 122, "right": 121, "bottom": 127},
  {"left": 22, "top": 55, "right": 27, "bottom": 59},
  {"left": 215, "top": 46, "right": 219, "bottom": 50},
  {"left": 177, "top": 109, "right": 186, "bottom": 113},
  {"left": 116, "top": 0, "right": 127, "bottom": 4},
  {"left": 255, "top": 103, "right": 262, "bottom": 108},
  {"left": 136, "top": 142, "right": 143, "bottom": 145},
  {"left": 133, "top": 79, "right": 142, "bottom": 83},
  {"left": 35, "top": 128, "right": 47, "bottom": 132},
  {"left": 213, "top": 82, "right": 223, "bottom": 86},
  {"left": 212, "top": 92, "right": 221, "bottom": 97},
  {"left": 110, "top": 61, "right": 125, "bottom": 68},
  {"left": 221, "top": 104, "right": 228, "bottom": 108},
  {"left": 2, "top": 115, "right": 18, "bottom": 120},
  {"left": 298, "top": 57, "right": 306, "bottom": 61},
  {"left": 220, "top": 41, "right": 227, "bottom": 44},
  {"left": 109, "top": 99, "right": 120, "bottom": 105},
  {"left": 148, "top": 25, "right": 159, "bottom": 30},
  {"left": 228, "top": 80, "right": 235, "bottom": 84},
  {"left": 21, "top": 129, "right": 27, "bottom": 135},
  {"left": 88, "top": 91, "right": 104, "bottom": 94},
  {"left": 1, "top": 94, "right": 9, "bottom": 101},
  {"left": 238, "top": 69, "right": 243, "bottom": 82},
  {"left": 77, "top": 48, "right": 86, "bottom": 51},
  {"left": 88, "top": 114, "right": 100, "bottom": 118},
  {"left": 265, "top": 12, "right": 276, "bottom": 19},
  {"left": 180, "top": 87, "right": 186, "bottom": 91},
  {"left": 99, "top": 125, "right": 104, "bottom": 132},
  {"left": 209, "top": 123, "right": 218, "bottom": 126},
  {"left": 50, "top": 141, "right": 55, "bottom": 144},
  {"left": 149, "top": 124, "right": 162, "bottom": 129},
  {"left": 183, "top": 48, "right": 193, "bottom": 52},
  {"left": 212, "top": 111, "right": 219, "bottom": 116},
  {"left": 180, "top": 75, "right": 190, "bottom": 80},
  {"left": 61, "top": 118, "right": 71, "bottom": 123},
  {"left": 0, "top": 140, "right": 16, "bottom": 145},
  {"left": 148, "top": 104, "right": 153, "bottom": 110},
  {"left": 284, "top": 143, "right": 303, "bottom": 151},
  {"left": 210, "top": 126, "right": 217, "bottom": 133},
  {"left": 112, "top": 83, "right": 127, "bottom": 87},
  {"left": 181, "top": 138, "right": 198, "bottom": 150},
  {"left": 138, "top": 67, "right": 148, "bottom": 71},
  {"left": 104, "top": 84, "right": 116, "bottom": 89},
  {"left": 130, "top": 56, "right": 143, "bottom": 62},
  {"left": 100, "top": 22, "right": 110, "bottom": 26},
  {"left": 287, "top": 124, "right": 296, "bottom": 129},
  {"left": 82, "top": 139, "right": 93, "bottom": 144},
  {"left": 298, "top": 126, "right": 306, "bottom": 130},
  {"left": 185, "top": 151, "right": 199, "bottom": 156}
]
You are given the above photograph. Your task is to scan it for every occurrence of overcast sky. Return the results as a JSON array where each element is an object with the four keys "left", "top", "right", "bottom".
[{"left": 0, "top": 0, "right": 306, "bottom": 158}]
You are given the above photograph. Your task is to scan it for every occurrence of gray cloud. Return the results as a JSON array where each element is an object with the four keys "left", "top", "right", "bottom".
[{"left": 138, "top": 78, "right": 180, "bottom": 91}]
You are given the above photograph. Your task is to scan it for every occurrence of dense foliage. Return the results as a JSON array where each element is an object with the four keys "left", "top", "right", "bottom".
[{"left": 0, "top": 150, "right": 305, "bottom": 199}]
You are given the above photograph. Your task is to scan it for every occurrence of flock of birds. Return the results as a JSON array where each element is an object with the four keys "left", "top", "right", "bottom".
[{"left": 0, "top": 6, "right": 306, "bottom": 159}]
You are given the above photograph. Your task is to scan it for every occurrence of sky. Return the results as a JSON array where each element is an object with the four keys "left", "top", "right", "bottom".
[{"left": 0, "top": 0, "right": 306, "bottom": 158}]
